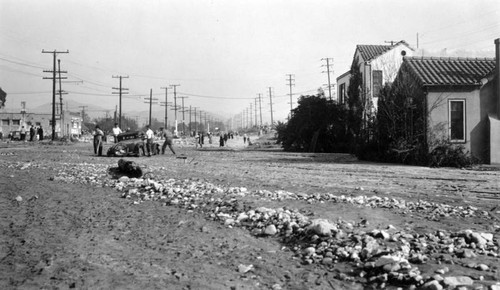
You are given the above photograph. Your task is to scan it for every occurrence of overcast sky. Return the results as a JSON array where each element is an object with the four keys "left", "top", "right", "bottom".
[{"left": 1, "top": 0, "right": 499, "bottom": 125}]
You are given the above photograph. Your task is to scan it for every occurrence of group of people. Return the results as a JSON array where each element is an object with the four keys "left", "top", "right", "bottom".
[
  {"left": 13, "top": 125, "right": 44, "bottom": 141},
  {"left": 93, "top": 123, "right": 176, "bottom": 157}
]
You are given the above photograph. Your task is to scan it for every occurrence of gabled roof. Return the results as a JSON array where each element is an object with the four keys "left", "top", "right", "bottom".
[
  {"left": 356, "top": 41, "right": 412, "bottom": 61},
  {"left": 402, "top": 56, "right": 495, "bottom": 86},
  {"left": 336, "top": 70, "right": 351, "bottom": 81},
  {"left": 357, "top": 45, "right": 393, "bottom": 61}
]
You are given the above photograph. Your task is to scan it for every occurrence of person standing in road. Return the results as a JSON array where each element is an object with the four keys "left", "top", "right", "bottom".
[
  {"left": 93, "top": 125, "right": 104, "bottom": 156},
  {"left": 20, "top": 126, "right": 26, "bottom": 141},
  {"left": 38, "top": 125, "right": 44, "bottom": 141},
  {"left": 160, "top": 127, "right": 176, "bottom": 155},
  {"left": 112, "top": 123, "right": 122, "bottom": 143},
  {"left": 145, "top": 125, "right": 155, "bottom": 157},
  {"left": 29, "top": 125, "right": 35, "bottom": 141},
  {"left": 243, "top": 133, "right": 247, "bottom": 144}
]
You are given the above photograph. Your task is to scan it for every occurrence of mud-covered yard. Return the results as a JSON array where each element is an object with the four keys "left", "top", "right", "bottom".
[{"left": 1, "top": 135, "right": 499, "bottom": 289}]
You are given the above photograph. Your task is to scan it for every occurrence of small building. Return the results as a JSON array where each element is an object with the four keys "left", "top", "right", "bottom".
[
  {"left": 337, "top": 41, "right": 414, "bottom": 109},
  {"left": 0, "top": 109, "right": 83, "bottom": 139},
  {"left": 393, "top": 39, "right": 500, "bottom": 164}
]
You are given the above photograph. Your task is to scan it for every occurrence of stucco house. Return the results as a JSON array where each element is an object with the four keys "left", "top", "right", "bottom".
[
  {"left": 336, "top": 41, "right": 414, "bottom": 109},
  {"left": 392, "top": 39, "right": 500, "bottom": 164}
]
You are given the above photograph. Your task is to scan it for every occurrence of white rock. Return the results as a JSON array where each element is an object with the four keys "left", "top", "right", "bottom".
[
  {"left": 470, "top": 232, "right": 487, "bottom": 245},
  {"left": 421, "top": 280, "right": 443, "bottom": 290},
  {"left": 443, "top": 276, "right": 473, "bottom": 287},
  {"left": 480, "top": 232, "right": 493, "bottom": 242},
  {"left": 264, "top": 224, "right": 277, "bottom": 235},
  {"left": 307, "top": 219, "right": 337, "bottom": 236},
  {"left": 302, "top": 247, "right": 315, "bottom": 256},
  {"left": 236, "top": 213, "right": 249, "bottom": 222},
  {"left": 15, "top": 196, "right": 22, "bottom": 202},
  {"left": 237, "top": 264, "right": 253, "bottom": 273}
]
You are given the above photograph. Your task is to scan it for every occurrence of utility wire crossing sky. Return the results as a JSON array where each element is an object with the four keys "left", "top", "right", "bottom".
[{"left": 1, "top": 0, "right": 499, "bottom": 124}]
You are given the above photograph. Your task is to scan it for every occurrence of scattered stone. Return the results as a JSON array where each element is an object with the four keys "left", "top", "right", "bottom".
[
  {"left": 303, "top": 247, "right": 316, "bottom": 256},
  {"left": 443, "top": 276, "right": 473, "bottom": 288},
  {"left": 237, "top": 264, "right": 253, "bottom": 273},
  {"left": 15, "top": 196, "right": 22, "bottom": 202},
  {"left": 476, "top": 264, "right": 489, "bottom": 271},
  {"left": 307, "top": 219, "right": 337, "bottom": 236},
  {"left": 421, "top": 280, "right": 443, "bottom": 290},
  {"left": 456, "top": 249, "right": 476, "bottom": 258},
  {"left": 18, "top": 159, "right": 496, "bottom": 290},
  {"left": 264, "top": 224, "right": 277, "bottom": 236}
]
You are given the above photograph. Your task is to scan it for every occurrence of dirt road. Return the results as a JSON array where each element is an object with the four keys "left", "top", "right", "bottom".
[{"left": 1, "top": 135, "right": 499, "bottom": 289}]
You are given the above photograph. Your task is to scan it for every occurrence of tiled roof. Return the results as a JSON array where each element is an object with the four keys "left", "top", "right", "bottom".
[
  {"left": 356, "top": 44, "right": 394, "bottom": 61},
  {"left": 403, "top": 57, "right": 495, "bottom": 86}
]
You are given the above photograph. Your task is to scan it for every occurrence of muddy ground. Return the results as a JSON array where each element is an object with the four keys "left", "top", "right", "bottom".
[{"left": 0, "top": 135, "right": 499, "bottom": 289}]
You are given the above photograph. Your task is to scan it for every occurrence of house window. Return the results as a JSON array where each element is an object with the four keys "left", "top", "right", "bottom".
[
  {"left": 1, "top": 119, "right": 9, "bottom": 126},
  {"left": 449, "top": 100, "right": 466, "bottom": 142},
  {"left": 372, "top": 70, "right": 383, "bottom": 97},
  {"left": 12, "top": 119, "right": 20, "bottom": 126},
  {"left": 339, "top": 83, "right": 346, "bottom": 104}
]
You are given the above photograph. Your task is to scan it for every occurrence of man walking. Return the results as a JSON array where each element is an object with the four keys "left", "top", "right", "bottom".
[
  {"left": 160, "top": 127, "right": 176, "bottom": 155},
  {"left": 145, "top": 125, "right": 155, "bottom": 157}
]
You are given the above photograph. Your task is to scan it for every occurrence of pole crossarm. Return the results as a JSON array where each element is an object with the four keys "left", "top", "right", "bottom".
[{"left": 42, "top": 49, "right": 68, "bottom": 140}]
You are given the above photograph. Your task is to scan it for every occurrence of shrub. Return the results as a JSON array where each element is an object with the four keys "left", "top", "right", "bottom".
[{"left": 428, "top": 142, "right": 479, "bottom": 168}]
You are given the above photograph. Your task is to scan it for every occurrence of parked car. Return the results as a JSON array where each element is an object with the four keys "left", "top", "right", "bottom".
[{"left": 9, "top": 131, "right": 21, "bottom": 141}]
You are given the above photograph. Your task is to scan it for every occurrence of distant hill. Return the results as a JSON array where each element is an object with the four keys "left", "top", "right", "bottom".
[{"left": 30, "top": 100, "right": 110, "bottom": 118}]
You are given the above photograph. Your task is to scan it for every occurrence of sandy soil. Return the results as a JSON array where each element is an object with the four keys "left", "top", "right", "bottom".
[{"left": 0, "top": 134, "right": 499, "bottom": 289}]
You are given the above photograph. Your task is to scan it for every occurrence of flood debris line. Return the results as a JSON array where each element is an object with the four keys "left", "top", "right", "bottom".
[{"left": 6, "top": 160, "right": 500, "bottom": 288}]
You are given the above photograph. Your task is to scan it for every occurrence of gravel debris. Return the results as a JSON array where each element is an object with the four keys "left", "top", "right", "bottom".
[{"left": 8, "top": 160, "right": 498, "bottom": 289}]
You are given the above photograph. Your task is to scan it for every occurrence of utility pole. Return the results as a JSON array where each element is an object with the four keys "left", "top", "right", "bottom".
[
  {"left": 204, "top": 111, "right": 208, "bottom": 132},
  {"left": 249, "top": 102, "right": 253, "bottom": 128},
  {"left": 160, "top": 86, "right": 169, "bottom": 128},
  {"left": 189, "top": 105, "right": 192, "bottom": 134},
  {"left": 193, "top": 107, "right": 198, "bottom": 132},
  {"left": 42, "top": 49, "right": 68, "bottom": 140},
  {"left": 169, "top": 84, "right": 180, "bottom": 136},
  {"left": 258, "top": 93, "right": 263, "bottom": 127},
  {"left": 254, "top": 97, "right": 258, "bottom": 128},
  {"left": 198, "top": 110, "right": 203, "bottom": 132},
  {"left": 178, "top": 96, "right": 188, "bottom": 135},
  {"left": 79, "top": 106, "right": 88, "bottom": 126},
  {"left": 246, "top": 108, "right": 249, "bottom": 129},
  {"left": 143, "top": 89, "right": 158, "bottom": 126},
  {"left": 286, "top": 74, "right": 295, "bottom": 113},
  {"left": 321, "top": 59, "right": 333, "bottom": 101},
  {"left": 268, "top": 87, "right": 274, "bottom": 127},
  {"left": 112, "top": 75, "right": 129, "bottom": 128},
  {"left": 57, "top": 59, "right": 68, "bottom": 136}
]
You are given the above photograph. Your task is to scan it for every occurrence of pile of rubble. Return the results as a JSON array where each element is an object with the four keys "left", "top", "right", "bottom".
[
  {"left": 78, "top": 172, "right": 500, "bottom": 289},
  {"left": 8, "top": 160, "right": 500, "bottom": 288}
]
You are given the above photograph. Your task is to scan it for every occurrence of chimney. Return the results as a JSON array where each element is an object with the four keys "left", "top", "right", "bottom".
[{"left": 496, "top": 38, "right": 500, "bottom": 119}]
